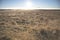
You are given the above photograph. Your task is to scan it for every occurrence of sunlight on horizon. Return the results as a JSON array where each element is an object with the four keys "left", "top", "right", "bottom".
[{"left": 0, "top": 0, "right": 59, "bottom": 9}]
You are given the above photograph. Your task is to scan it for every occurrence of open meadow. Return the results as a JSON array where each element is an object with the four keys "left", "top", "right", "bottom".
[{"left": 0, "top": 9, "right": 60, "bottom": 40}]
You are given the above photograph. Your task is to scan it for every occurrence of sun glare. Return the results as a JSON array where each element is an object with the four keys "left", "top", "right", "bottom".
[
  {"left": 26, "top": 2, "right": 32, "bottom": 8},
  {"left": 23, "top": 0, "right": 33, "bottom": 10},
  {"left": 1, "top": 0, "right": 33, "bottom": 10}
]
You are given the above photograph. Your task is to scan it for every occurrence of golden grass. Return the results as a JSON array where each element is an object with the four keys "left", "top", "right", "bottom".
[{"left": 0, "top": 9, "right": 60, "bottom": 40}]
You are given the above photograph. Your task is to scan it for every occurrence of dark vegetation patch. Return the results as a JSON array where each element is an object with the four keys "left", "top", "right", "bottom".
[{"left": 31, "top": 29, "right": 60, "bottom": 40}]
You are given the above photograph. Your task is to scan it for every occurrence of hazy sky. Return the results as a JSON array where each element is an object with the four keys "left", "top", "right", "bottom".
[{"left": 0, "top": 0, "right": 60, "bottom": 9}]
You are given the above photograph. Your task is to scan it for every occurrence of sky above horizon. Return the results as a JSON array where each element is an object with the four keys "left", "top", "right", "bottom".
[{"left": 0, "top": 0, "right": 60, "bottom": 9}]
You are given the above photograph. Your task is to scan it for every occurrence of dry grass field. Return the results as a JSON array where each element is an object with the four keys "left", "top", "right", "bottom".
[{"left": 0, "top": 9, "right": 60, "bottom": 40}]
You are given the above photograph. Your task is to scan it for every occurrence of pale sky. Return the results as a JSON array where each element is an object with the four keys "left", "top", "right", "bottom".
[{"left": 0, "top": 0, "right": 60, "bottom": 9}]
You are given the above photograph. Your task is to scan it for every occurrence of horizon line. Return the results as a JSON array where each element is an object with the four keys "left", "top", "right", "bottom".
[{"left": 0, "top": 8, "right": 60, "bottom": 10}]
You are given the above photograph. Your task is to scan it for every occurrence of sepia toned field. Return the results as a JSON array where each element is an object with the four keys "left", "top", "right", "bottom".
[{"left": 0, "top": 9, "right": 60, "bottom": 40}]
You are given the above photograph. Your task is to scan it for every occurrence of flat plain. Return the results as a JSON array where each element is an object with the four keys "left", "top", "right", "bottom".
[{"left": 0, "top": 9, "right": 60, "bottom": 40}]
